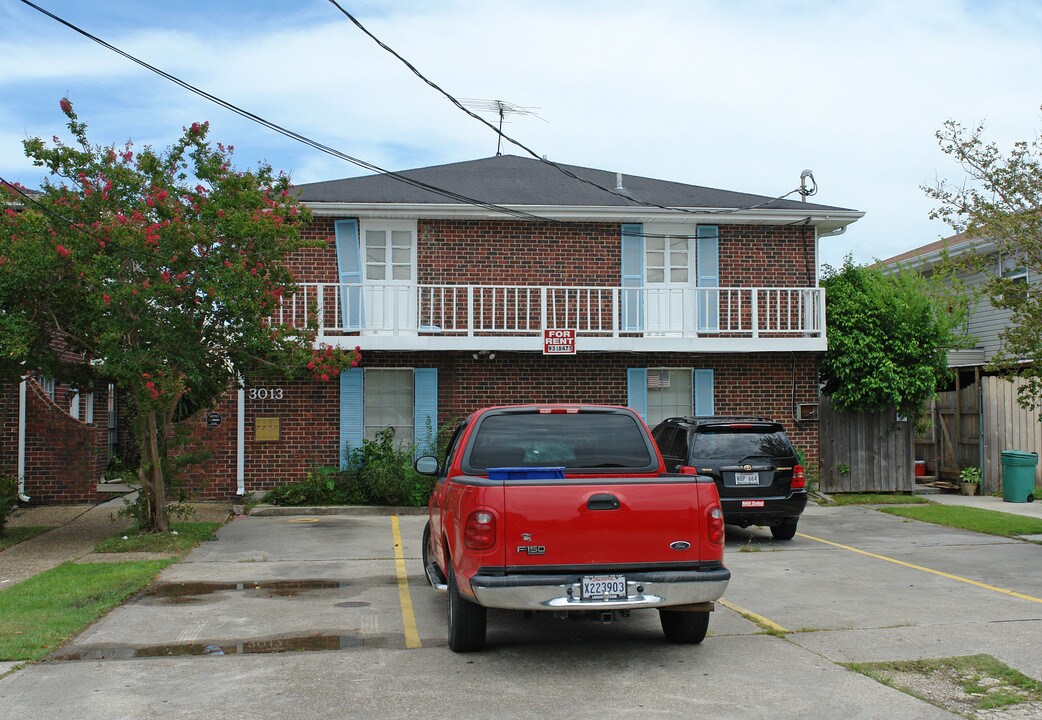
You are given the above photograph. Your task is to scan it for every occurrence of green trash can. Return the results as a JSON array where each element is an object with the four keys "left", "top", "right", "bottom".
[{"left": 1001, "top": 450, "right": 1038, "bottom": 503}]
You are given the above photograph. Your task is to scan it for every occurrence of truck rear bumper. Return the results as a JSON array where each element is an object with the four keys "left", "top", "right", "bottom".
[{"left": 468, "top": 567, "right": 730, "bottom": 611}]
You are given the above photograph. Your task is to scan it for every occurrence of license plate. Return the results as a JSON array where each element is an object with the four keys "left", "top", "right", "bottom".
[
  {"left": 581, "top": 574, "right": 627, "bottom": 599},
  {"left": 742, "top": 500, "right": 765, "bottom": 508},
  {"left": 735, "top": 472, "right": 760, "bottom": 485}
]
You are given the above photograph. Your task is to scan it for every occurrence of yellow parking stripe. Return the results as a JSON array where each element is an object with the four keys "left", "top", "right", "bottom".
[
  {"left": 391, "top": 515, "right": 423, "bottom": 648},
  {"left": 718, "top": 598, "right": 791, "bottom": 634},
  {"left": 797, "top": 532, "right": 1042, "bottom": 605}
]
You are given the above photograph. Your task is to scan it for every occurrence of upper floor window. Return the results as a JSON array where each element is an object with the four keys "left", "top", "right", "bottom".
[{"left": 362, "top": 220, "right": 416, "bottom": 283}]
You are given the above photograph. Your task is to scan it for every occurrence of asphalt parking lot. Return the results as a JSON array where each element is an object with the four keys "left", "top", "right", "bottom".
[{"left": 1, "top": 504, "right": 1041, "bottom": 719}]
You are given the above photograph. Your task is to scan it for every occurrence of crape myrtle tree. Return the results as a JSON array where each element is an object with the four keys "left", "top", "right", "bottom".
[
  {"left": 925, "top": 108, "right": 1042, "bottom": 419},
  {"left": 819, "top": 256, "right": 970, "bottom": 419},
  {"left": 0, "top": 100, "right": 358, "bottom": 531}
]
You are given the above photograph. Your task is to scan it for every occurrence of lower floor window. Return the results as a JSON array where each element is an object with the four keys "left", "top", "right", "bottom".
[
  {"left": 646, "top": 369, "right": 694, "bottom": 427},
  {"left": 363, "top": 368, "right": 414, "bottom": 446}
]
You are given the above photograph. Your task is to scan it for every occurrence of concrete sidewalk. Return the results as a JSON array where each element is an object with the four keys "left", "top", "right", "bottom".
[
  {"left": 0, "top": 495, "right": 233, "bottom": 589},
  {"left": 926, "top": 491, "right": 1042, "bottom": 519},
  {"left": 0, "top": 495, "right": 137, "bottom": 589}
]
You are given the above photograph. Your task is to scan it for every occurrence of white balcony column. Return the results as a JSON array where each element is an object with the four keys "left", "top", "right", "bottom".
[{"left": 754, "top": 289, "right": 762, "bottom": 339}]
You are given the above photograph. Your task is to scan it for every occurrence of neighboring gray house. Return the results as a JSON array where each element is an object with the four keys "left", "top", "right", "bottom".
[{"left": 877, "top": 234, "right": 1041, "bottom": 493}]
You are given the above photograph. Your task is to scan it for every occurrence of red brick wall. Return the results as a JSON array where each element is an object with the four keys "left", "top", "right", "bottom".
[
  {"left": 719, "top": 225, "right": 817, "bottom": 287},
  {"left": 168, "top": 349, "right": 819, "bottom": 498},
  {"left": 175, "top": 378, "right": 341, "bottom": 500},
  {"left": 0, "top": 379, "right": 108, "bottom": 504},
  {"left": 290, "top": 219, "right": 818, "bottom": 289}
]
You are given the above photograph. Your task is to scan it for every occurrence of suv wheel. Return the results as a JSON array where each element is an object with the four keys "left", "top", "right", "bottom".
[{"left": 771, "top": 517, "right": 799, "bottom": 541}]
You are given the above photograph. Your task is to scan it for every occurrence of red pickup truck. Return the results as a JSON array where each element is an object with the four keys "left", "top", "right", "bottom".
[{"left": 416, "top": 404, "right": 730, "bottom": 652}]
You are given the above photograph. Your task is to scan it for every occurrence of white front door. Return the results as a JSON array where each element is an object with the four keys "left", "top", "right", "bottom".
[
  {"left": 645, "top": 227, "right": 692, "bottom": 335},
  {"left": 362, "top": 221, "right": 417, "bottom": 334}
]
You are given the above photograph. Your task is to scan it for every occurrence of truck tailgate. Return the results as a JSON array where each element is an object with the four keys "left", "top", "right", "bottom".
[{"left": 502, "top": 479, "right": 704, "bottom": 567}]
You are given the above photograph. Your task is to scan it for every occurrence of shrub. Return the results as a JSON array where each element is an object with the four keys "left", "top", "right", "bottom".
[
  {"left": 0, "top": 474, "right": 18, "bottom": 536},
  {"left": 265, "top": 421, "right": 455, "bottom": 508}
]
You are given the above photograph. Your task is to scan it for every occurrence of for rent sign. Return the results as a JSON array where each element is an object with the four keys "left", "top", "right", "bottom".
[{"left": 543, "top": 329, "right": 576, "bottom": 355}]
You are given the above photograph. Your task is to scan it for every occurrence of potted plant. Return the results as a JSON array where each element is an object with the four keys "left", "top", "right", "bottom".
[{"left": 959, "top": 466, "right": 982, "bottom": 496}]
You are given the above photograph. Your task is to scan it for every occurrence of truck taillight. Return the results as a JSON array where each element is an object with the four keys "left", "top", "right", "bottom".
[
  {"left": 791, "top": 464, "right": 806, "bottom": 490},
  {"left": 707, "top": 505, "right": 725, "bottom": 545},
  {"left": 464, "top": 511, "right": 496, "bottom": 550}
]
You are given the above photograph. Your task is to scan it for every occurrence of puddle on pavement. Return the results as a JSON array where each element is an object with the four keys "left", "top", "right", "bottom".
[
  {"left": 145, "top": 579, "right": 352, "bottom": 602},
  {"left": 52, "top": 633, "right": 398, "bottom": 661}
]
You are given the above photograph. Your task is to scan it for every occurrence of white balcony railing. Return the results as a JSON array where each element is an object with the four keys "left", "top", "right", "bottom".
[{"left": 270, "top": 283, "right": 826, "bottom": 352}]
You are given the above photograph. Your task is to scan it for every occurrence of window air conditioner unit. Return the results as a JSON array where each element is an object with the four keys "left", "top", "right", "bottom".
[{"left": 796, "top": 403, "right": 818, "bottom": 421}]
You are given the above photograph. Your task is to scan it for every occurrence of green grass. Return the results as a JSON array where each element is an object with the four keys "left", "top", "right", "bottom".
[
  {"left": 827, "top": 493, "right": 931, "bottom": 506},
  {"left": 0, "top": 560, "right": 175, "bottom": 661},
  {"left": 880, "top": 504, "right": 1042, "bottom": 538},
  {"left": 93, "top": 522, "right": 222, "bottom": 553},
  {"left": 0, "top": 526, "right": 53, "bottom": 550},
  {"left": 846, "top": 654, "right": 1042, "bottom": 712}
]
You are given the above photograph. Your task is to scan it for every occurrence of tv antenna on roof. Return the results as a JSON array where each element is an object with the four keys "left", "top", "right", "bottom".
[{"left": 457, "top": 98, "right": 547, "bottom": 156}]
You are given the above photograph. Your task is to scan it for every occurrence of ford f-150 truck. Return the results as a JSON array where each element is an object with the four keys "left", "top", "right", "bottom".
[{"left": 415, "top": 404, "right": 731, "bottom": 652}]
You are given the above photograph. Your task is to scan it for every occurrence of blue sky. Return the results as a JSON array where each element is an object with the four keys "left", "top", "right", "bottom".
[{"left": 2, "top": 0, "right": 1042, "bottom": 268}]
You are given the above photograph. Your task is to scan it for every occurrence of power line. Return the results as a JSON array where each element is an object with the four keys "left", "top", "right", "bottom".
[
  {"left": 15, "top": 0, "right": 818, "bottom": 238},
  {"left": 15, "top": 0, "right": 563, "bottom": 225},
  {"left": 325, "top": 0, "right": 809, "bottom": 216}
]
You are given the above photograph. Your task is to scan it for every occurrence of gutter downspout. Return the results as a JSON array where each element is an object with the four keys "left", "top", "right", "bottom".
[
  {"left": 236, "top": 386, "right": 245, "bottom": 496},
  {"left": 17, "top": 378, "right": 30, "bottom": 502}
]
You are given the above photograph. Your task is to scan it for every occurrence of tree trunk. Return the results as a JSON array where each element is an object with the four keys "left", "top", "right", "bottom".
[{"left": 147, "top": 410, "right": 169, "bottom": 533}]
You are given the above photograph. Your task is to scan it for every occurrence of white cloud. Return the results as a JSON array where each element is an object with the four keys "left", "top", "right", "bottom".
[{"left": 3, "top": 0, "right": 1041, "bottom": 267}]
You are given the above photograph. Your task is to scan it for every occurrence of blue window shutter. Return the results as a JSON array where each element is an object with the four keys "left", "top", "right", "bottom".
[
  {"left": 413, "top": 368, "right": 438, "bottom": 457},
  {"left": 694, "top": 368, "right": 714, "bottom": 417},
  {"left": 334, "top": 219, "right": 363, "bottom": 331},
  {"left": 696, "top": 225, "right": 719, "bottom": 333},
  {"left": 621, "top": 224, "right": 644, "bottom": 332},
  {"left": 340, "top": 368, "right": 364, "bottom": 469},
  {"left": 627, "top": 368, "right": 648, "bottom": 422}
]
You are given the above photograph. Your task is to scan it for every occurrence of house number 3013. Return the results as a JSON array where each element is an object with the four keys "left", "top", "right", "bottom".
[{"left": 248, "top": 388, "right": 284, "bottom": 400}]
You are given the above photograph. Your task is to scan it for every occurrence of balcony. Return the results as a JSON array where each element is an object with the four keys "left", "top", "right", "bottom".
[{"left": 273, "top": 283, "right": 827, "bottom": 353}]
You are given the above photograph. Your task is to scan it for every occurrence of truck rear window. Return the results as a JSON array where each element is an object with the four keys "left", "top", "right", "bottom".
[{"left": 467, "top": 412, "right": 654, "bottom": 471}]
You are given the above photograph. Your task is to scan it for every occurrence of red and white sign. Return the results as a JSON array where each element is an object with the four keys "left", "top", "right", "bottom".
[
  {"left": 741, "top": 500, "right": 766, "bottom": 508},
  {"left": 543, "top": 328, "right": 576, "bottom": 355}
]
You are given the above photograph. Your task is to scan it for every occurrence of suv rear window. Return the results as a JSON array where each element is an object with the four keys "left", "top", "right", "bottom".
[
  {"left": 467, "top": 411, "right": 654, "bottom": 471},
  {"left": 688, "top": 427, "right": 794, "bottom": 461}
]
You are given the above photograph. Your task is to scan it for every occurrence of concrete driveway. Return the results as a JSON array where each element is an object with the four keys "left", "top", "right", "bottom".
[{"left": 1, "top": 504, "right": 1040, "bottom": 719}]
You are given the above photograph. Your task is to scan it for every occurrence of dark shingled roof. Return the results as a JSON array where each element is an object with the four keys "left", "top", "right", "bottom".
[{"left": 294, "top": 154, "right": 853, "bottom": 212}]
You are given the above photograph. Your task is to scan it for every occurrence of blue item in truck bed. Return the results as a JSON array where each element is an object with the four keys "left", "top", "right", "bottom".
[{"left": 487, "top": 466, "right": 565, "bottom": 480}]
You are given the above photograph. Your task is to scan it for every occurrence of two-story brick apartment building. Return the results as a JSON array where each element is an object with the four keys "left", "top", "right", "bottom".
[{"left": 4, "top": 155, "right": 863, "bottom": 502}]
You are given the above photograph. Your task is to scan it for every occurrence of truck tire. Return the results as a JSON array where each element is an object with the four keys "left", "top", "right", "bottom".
[
  {"left": 659, "top": 609, "right": 709, "bottom": 644},
  {"left": 771, "top": 518, "right": 799, "bottom": 541},
  {"left": 447, "top": 563, "right": 487, "bottom": 652},
  {"left": 422, "top": 522, "right": 434, "bottom": 587}
]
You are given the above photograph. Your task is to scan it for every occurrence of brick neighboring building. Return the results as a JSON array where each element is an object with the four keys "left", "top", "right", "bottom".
[{"left": 4, "top": 155, "right": 863, "bottom": 502}]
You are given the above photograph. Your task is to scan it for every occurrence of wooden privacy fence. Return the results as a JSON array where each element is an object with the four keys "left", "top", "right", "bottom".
[
  {"left": 980, "top": 376, "right": 1042, "bottom": 494},
  {"left": 819, "top": 396, "right": 914, "bottom": 493}
]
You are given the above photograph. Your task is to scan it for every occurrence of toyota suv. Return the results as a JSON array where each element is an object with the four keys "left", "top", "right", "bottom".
[{"left": 652, "top": 417, "right": 807, "bottom": 540}]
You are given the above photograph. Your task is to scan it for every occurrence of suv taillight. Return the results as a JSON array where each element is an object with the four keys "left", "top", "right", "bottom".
[
  {"left": 791, "top": 464, "right": 806, "bottom": 490},
  {"left": 707, "top": 504, "right": 725, "bottom": 545},
  {"left": 464, "top": 510, "right": 496, "bottom": 550}
]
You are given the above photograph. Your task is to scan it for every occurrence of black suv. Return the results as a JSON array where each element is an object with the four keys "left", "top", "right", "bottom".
[{"left": 652, "top": 417, "right": 807, "bottom": 540}]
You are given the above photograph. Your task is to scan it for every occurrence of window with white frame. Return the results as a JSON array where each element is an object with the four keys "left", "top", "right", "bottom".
[
  {"left": 362, "top": 220, "right": 416, "bottom": 283},
  {"left": 38, "top": 375, "right": 55, "bottom": 400},
  {"left": 363, "top": 369, "right": 415, "bottom": 446},
  {"left": 645, "top": 368, "right": 693, "bottom": 427}
]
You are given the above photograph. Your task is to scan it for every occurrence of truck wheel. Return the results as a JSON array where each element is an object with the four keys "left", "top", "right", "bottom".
[
  {"left": 447, "top": 564, "right": 487, "bottom": 652},
  {"left": 771, "top": 518, "right": 799, "bottom": 541},
  {"left": 422, "top": 522, "right": 434, "bottom": 587},
  {"left": 659, "top": 609, "right": 709, "bottom": 644}
]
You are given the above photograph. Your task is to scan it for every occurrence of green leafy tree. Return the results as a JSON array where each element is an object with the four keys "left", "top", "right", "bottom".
[
  {"left": 925, "top": 109, "right": 1042, "bottom": 418},
  {"left": 0, "top": 100, "right": 358, "bottom": 531},
  {"left": 819, "top": 257, "right": 969, "bottom": 417}
]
